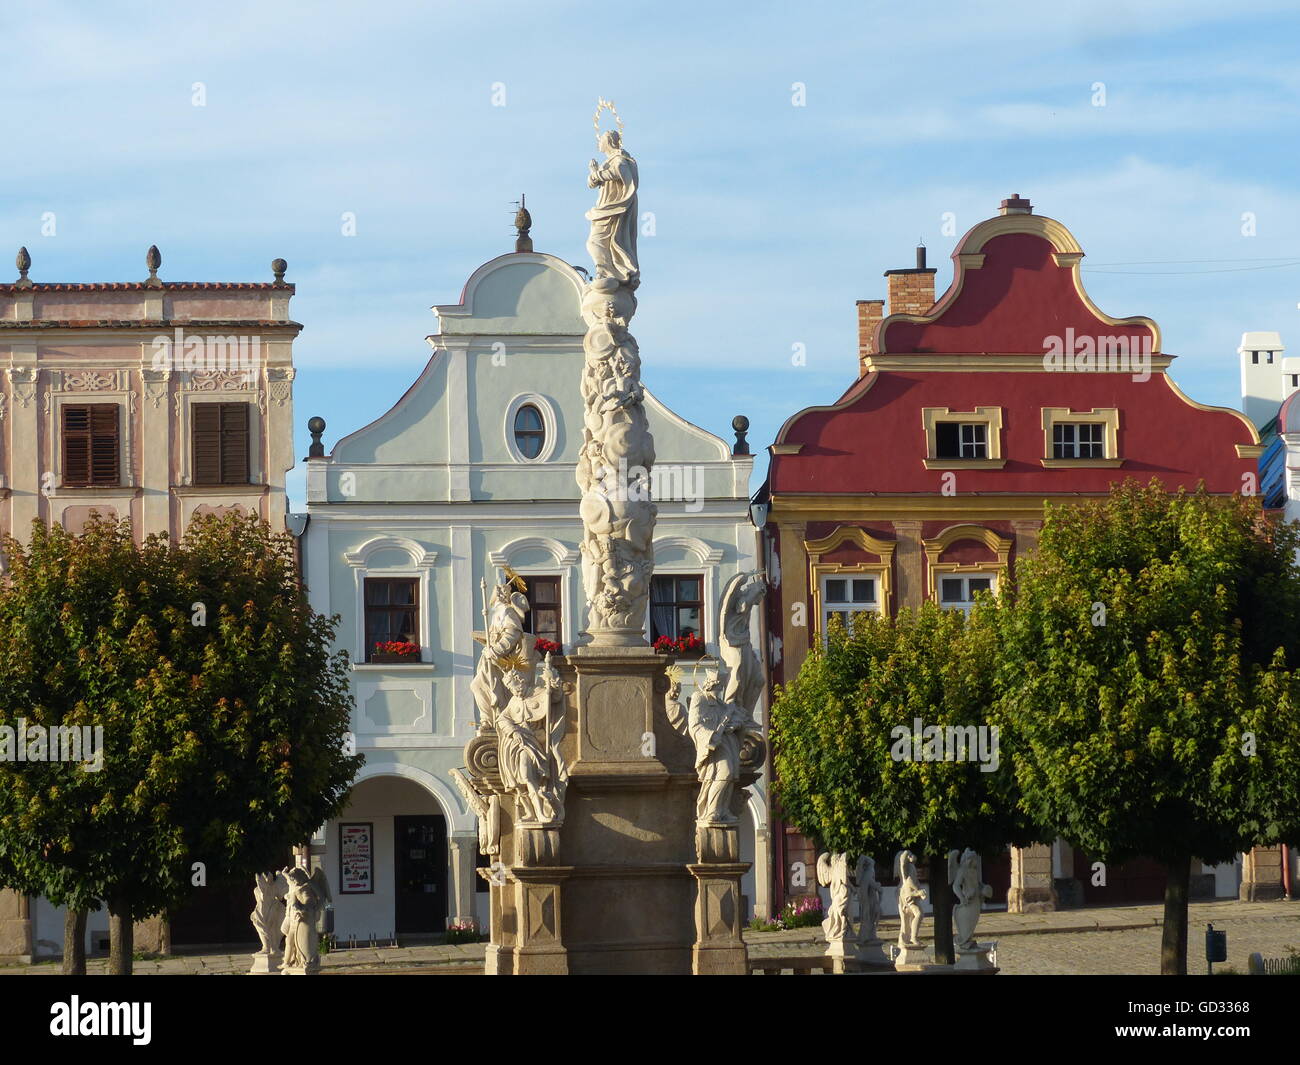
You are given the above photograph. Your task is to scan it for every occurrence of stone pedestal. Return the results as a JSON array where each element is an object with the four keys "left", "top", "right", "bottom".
[
  {"left": 1240, "top": 845, "right": 1286, "bottom": 901},
  {"left": 476, "top": 648, "right": 751, "bottom": 975},
  {"left": 249, "top": 951, "right": 280, "bottom": 974},
  {"left": 0, "top": 890, "right": 32, "bottom": 962},
  {"left": 955, "top": 943, "right": 997, "bottom": 971},
  {"left": 1008, "top": 843, "right": 1058, "bottom": 913},
  {"left": 691, "top": 823, "right": 748, "bottom": 975},
  {"left": 281, "top": 960, "right": 319, "bottom": 976},
  {"left": 892, "top": 943, "right": 930, "bottom": 970},
  {"left": 853, "top": 938, "right": 893, "bottom": 969}
]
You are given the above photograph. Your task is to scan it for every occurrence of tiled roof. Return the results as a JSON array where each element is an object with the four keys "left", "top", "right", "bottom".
[
  {"left": 0, "top": 319, "right": 303, "bottom": 330},
  {"left": 0, "top": 282, "right": 293, "bottom": 293}
]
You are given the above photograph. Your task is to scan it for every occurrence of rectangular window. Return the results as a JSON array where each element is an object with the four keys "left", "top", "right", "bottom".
[
  {"left": 820, "top": 574, "right": 878, "bottom": 635},
  {"left": 62, "top": 404, "right": 120, "bottom": 486},
  {"left": 936, "top": 422, "right": 987, "bottom": 459},
  {"left": 364, "top": 578, "right": 419, "bottom": 661},
  {"left": 938, "top": 574, "right": 996, "bottom": 614},
  {"left": 1052, "top": 422, "right": 1104, "bottom": 459},
  {"left": 524, "top": 576, "right": 563, "bottom": 646},
  {"left": 650, "top": 574, "right": 704, "bottom": 642},
  {"left": 193, "top": 402, "right": 251, "bottom": 485}
]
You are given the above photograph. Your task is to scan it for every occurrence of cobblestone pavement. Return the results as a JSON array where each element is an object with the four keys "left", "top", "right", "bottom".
[{"left": 1, "top": 900, "right": 1295, "bottom": 975}]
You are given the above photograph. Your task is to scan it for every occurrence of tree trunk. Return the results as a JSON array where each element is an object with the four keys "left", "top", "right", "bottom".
[
  {"left": 108, "top": 901, "right": 133, "bottom": 976},
  {"left": 1160, "top": 854, "right": 1191, "bottom": 975},
  {"left": 929, "top": 852, "right": 955, "bottom": 965},
  {"left": 62, "top": 909, "right": 87, "bottom": 975}
]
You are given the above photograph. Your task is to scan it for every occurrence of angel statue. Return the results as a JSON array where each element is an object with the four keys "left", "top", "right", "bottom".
[
  {"left": 895, "top": 850, "right": 927, "bottom": 950},
  {"left": 248, "top": 871, "right": 285, "bottom": 972},
  {"left": 816, "top": 852, "right": 852, "bottom": 944},
  {"left": 279, "top": 865, "right": 330, "bottom": 974},
  {"left": 853, "top": 855, "right": 883, "bottom": 945},
  {"left": 718, "top": 570, "right": 767, "bottom": 721},
  {"left": 496, "top": 652, "right": 568, "bottom": 825},
  {"left": 950, "top": 848, "right": 993, "bottom": 950},
  {"left": 471, "top": 568, "right": 533, "bottom": 728}
]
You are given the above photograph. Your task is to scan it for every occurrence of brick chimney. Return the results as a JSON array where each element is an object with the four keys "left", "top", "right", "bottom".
[
  {"left": 884, "top": 245, "right": 937, "bottom": 317},
  {"left": 857, "top": 298, "right": 884, "bottom": 367},
  {"left": 999, "top": 193, "right": 1033, "bottom": 216}
]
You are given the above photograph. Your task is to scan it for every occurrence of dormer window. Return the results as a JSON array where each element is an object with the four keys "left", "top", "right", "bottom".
[
  {"left": 921, "top": 407, "right": 1005, "bottom": 470},
  {"left": 1040, "top": 408, "right": 1122, "bottom": 468}
]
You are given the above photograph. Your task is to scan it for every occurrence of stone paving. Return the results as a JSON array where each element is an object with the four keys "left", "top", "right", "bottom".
[{"left": 1, "top": 900, "right": 1294, "bottom": 975}]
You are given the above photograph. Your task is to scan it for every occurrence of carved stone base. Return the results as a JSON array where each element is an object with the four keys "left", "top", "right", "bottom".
[
  {"left": 248, "top": 950, "right": 280, "bottom": 974},
  {"left": 506, "top": 866, "right": 571, "bottom": 975},
  {"left": 893, "top": 943, "right": 930, "bottom": 970},
  {"left": 696, "top": 824, "right": 740, "bottom": 863},
  {"left": 281, "top": 959, "right": 320, "bottom": 975},
  {"left": 823, "top": 934, "right": 857, "bottom": 974},
  {"left": 516, "top": 827, "right": 563, "bottom": 866},
  {"left": 689, "top": 861, "right": 749, "bottom": 975},
  {"left": 955, "top": 943, "right": 998, "bottom": 971},
  {"left": 852, "top": 937, "right": 893, "bottom": 969}
]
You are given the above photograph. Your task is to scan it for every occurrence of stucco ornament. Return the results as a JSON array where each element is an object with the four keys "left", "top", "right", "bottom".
[
  {"left": 853, "top": 855, "right": 884, "bottom": 945},
  {"left": 895, "top": 850, "right": 928, "bottom": 949},
  {"left": 817, "top": 852, "right": 852, "bottom": 944},
  {"left": 279, "top": 866, "right": 330, "bottom": 974},
  {"left": 950, "top": 847, "right": 993, "bottom": 950},
  {"left": 496, "top": 652, "right": 568, "bottom": 825},
  {"left": 718, "top": 570, "right": 767, "bottom": 720},
  {"left": 577, "top": 104, "right": 657, "bottom": 646}
]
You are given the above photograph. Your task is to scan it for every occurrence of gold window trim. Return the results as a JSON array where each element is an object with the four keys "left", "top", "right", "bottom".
[
  {"left": 805, "top": 527, "right": 896, "bottom": 630},
  {"left": 921, "top": 406, "right": 1006, "bottom": 469},
  {"left": 921, "top": 524, "right": 1012, "bottom": 601},
  {"left": 1040, "top": 407, "right": 1121, "bottom": 468}
]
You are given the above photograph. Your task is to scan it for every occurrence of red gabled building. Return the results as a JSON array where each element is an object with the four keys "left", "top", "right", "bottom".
[{"left": 759, "top": 195, "right": 1264, "bottom": 913}]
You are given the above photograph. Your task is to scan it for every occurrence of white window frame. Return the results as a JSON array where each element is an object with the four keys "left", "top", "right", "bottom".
[
  {"left": 503, "top": 392, "right": 560, "bottom": 464},
  {"left": 819, "top": 572, "right": 881, "bottom": 637},
  {"left": 936, "top": 572, "right": 998, "bottom": 615}
]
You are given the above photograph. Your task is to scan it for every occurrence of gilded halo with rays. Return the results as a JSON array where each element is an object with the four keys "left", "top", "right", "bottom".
[
  {"left": 664, "top": 663, "right": 683, "bottom": 686},
  {"left": 496, "top": 650, "right": 529, "bottom": 674},
  {"left": 592, "top": 97, "right": 624, "bottom": 142},
  {"left": 690, "top": 654, "right": 721, "bottom": 686},
  {"left": 501, "top": 565, "right": 528, "bottom": 593}
]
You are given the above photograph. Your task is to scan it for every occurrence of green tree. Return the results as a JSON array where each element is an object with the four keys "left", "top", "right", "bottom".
[
  {"left": 0, "top": 514, "right": 363, "bottom": 974},
  {"left": 772, "top": 601, "right": 1038, "bottom": 963},
  {"left": 990, "top": 480, "right": 1300, "bottom": 974}
]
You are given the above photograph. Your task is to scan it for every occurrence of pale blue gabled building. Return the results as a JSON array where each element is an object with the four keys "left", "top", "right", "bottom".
[{"left": 301, "top": 242, "right": 769, "bottom": 938}]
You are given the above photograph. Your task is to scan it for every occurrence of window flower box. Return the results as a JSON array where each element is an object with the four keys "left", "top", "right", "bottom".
[
  {"left": 653, "top": 633, "right": 704, "bottom": 657},
  {"left": 370, "top": 640, "right": 421, "bottom": 664}
]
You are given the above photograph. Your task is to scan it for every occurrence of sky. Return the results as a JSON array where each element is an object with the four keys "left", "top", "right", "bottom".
[{"left": 4, "top": 0, "right": 1299, "bottom": 507}]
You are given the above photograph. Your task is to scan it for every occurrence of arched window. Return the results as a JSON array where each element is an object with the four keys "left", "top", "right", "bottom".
[{"left": 513, "top": 404, "right": 545, "bottom": 459}]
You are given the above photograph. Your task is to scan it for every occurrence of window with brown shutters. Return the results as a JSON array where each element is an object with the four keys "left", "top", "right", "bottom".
[
  {"left": 192, "top": 403, "right": 251, "bottom": 484},
  {"left": 61, "top": 404, "right": 120, "bottom": 487}
]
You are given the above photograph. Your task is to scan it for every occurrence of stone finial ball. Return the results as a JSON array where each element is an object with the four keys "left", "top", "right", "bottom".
[
  {"left": 272, "top": 258, "right": 288, "bottom": 280},
  {"left": 146, "top": 245, "right": 162, "bottom": 271},
  {"left": 308, "top": 416, "right": 326, "bottom": 434},
  {"left": 732, "top": 415, "right": 750, "bottom": 432}
]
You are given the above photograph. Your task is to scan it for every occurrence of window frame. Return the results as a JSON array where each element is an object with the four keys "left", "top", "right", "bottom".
[
  {"left": 60, "top": 402, "right": 121, "bottom": 487},
  {"left": 191, "top": 401, "right": 252, "bottom": 485},
  {"left": 649, "top": 572, "right": 706, "bottom": 644},
  {"left": 503, "top": 393, "right": 559, "bottom": 464},
  {"left": 1040, "top": 407, "right": 1122, "bottom": 468},
  {"left": 523, "top": 574, "right": 564, "bottom": 648},
  {"left": 937, "top": 572, "right": 998, "bottom": 615},
  {"left": 818, "top": 572, "right": 881, "bottom": 637},
  {"left": 512, "top": 403, "right": 546, "bottom": 461},
  {"left": 921, "top": 406, "right": 1005, "bottom": 469},
  {"left": 363, "top": 576, "right": 421, "bottom": 662}
]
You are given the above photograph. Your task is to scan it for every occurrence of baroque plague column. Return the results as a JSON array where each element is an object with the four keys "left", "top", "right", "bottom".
[{"left": 455, "top": 104, "right": 762, "bottom": 974}]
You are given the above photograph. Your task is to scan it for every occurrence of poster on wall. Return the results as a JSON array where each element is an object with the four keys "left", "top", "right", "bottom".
[{"left": 340, "top": 822, "right": 374, "bottom": 894}]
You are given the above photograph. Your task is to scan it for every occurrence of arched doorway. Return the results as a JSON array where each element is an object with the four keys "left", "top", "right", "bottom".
[{"left": 326, "top": 774, "right": 451, "bottom": 942}]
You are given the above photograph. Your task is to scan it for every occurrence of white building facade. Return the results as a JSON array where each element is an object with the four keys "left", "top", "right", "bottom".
[{"left": 301, "top": 247, "right": 769, "bottom": 940}]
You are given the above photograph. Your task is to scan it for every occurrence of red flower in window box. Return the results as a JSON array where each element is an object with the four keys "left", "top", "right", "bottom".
[
  {"left": 371, "top": 640, "right": 420, "bottom": 663},
  {"left": 653, "top": 633, "right": 704, "bottom": 655},
  {"left": 534, "top": 638, "right": 563, "bottom": 656}
]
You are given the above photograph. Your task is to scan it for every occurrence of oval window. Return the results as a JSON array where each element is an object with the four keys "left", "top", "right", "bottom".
[{"left": 513, "top": 404, "right": 545, "bottom": 459}]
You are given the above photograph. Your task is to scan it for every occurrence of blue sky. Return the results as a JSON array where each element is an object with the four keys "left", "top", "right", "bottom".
[{"left": 4, "top": 0, "right": 1299, "bottom": 506}]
